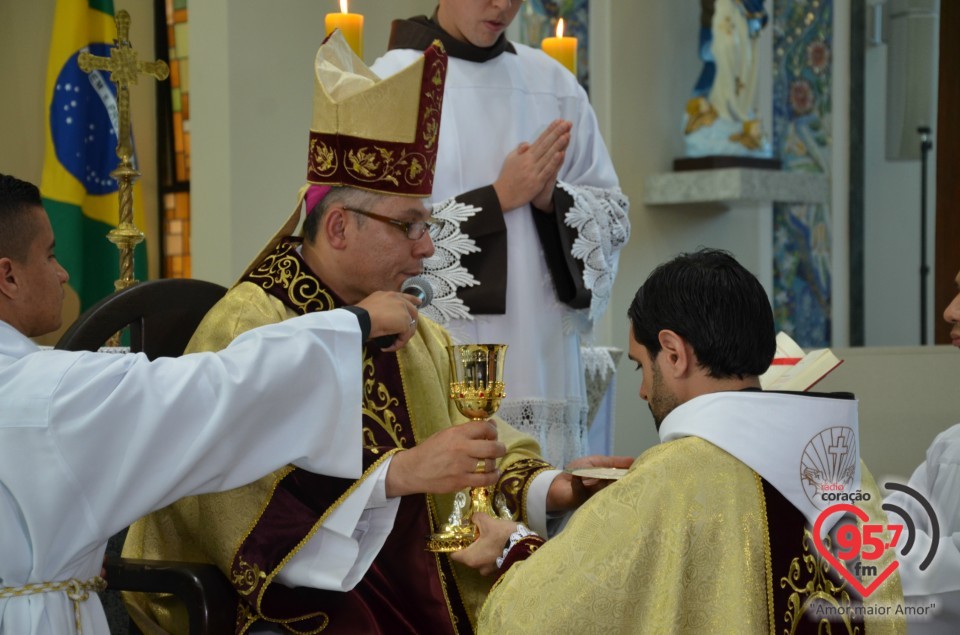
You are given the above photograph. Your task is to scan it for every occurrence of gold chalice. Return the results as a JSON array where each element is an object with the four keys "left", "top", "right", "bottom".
[{"left": 426, "top": 344, "right": 510, "bottom": 552}]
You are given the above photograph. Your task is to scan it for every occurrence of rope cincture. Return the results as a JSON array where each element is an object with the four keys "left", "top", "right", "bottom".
[{"left": 0, "top": 576, "right": 107, "bottom": 634}]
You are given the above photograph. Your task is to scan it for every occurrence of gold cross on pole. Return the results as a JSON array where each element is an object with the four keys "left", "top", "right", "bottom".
[{"left": 78, "top": 10, "right": 169, "bottom": 291}]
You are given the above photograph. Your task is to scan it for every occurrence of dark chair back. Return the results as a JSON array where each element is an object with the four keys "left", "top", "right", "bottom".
[
  {"left": 56, "top": 278, "right": 227, "bottom": 359},
  {"left": 56, "top": 278, "right": 234, "bottom": 635}
]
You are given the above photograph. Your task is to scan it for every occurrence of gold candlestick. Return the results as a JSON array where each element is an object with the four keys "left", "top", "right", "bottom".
[{"left": 427, "top": 344, "right": 510, "bottom": 553}]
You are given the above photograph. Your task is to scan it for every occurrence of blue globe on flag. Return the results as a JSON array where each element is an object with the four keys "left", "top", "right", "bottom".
[{"left": 50, "top": 43, "right": 125, "bottom": 196}]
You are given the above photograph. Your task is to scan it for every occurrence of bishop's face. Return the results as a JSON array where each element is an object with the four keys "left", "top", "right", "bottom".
[
  {"left": 337, "top": 196, "right": 435, "bottom": 303},
  {"left": 628, "top": 328, "right": 682, "bottom": 430},
  {"left": 945, "top": 269, "right": 960, "bottom": 348},
  {"left": 437, "top": 0, "right": 524, "bottom": 49}
]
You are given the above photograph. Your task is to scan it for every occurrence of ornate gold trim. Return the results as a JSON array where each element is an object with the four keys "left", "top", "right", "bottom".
[
  {"left": 361, "top": 354, "right": 408, "bottom": 449},
  {"left": 232, "top": 558, "right": 266, "bottom": 598},
  {"left": 779, "top": 531, "right": 858, "bottom": 634},
  {"left": 755, "top": 473, "right": 777, "bottom": 635},
  {"left": 229, "top": 465, "right": 295, "bottom": 591},
  {"left": 496, "top": 458, "right": 553, "bottom": 525},
  {"left": 245, "top": 241, "right": 336, "bottom": 314}
]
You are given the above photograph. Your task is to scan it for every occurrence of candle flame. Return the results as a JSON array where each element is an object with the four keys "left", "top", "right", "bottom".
[
  {"left": 339, "top": 0, "right": 349, "bottom": 14},
  {"left": 556, "top": 18, "right": 564, "bottom": 38}
]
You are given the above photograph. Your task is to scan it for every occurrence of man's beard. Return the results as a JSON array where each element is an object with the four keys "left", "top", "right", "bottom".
[{"left": 649, "top": 363, "right": 681, "bottom": 430}]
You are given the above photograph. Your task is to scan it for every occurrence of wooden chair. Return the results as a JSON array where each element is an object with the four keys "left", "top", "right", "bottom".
[
  {"left": 56, "top": 278, "right": 235, "bottom": 635},
  {"left": 56, "top": 278, "right": 227, "bottom": 359}
]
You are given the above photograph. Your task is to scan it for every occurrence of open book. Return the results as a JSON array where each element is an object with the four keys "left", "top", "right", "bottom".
[{"left": 759, "top": 332, "right": 843, "bottom": 392}]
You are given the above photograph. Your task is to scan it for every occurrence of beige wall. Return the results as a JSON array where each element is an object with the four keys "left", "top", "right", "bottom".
[{"left": 816, "top": 346, "right": 960, "bottom": 480}]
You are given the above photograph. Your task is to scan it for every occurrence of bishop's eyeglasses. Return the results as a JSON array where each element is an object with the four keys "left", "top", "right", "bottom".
[{"left": 344, "top": 207, "right": 435, "bottom": 241}]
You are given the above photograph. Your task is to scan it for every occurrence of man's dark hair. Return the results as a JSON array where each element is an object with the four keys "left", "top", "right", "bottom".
[
  {"left": 628, "top": 248, "right": 776, "bottom": 379},
  {"left": 0, "top": 173, "right": 43, "bottom": 262}
]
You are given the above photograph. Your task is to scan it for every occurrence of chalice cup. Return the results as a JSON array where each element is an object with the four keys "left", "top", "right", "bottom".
[{"left": 426, "top": 344, "right": 509, "bottom": 552}]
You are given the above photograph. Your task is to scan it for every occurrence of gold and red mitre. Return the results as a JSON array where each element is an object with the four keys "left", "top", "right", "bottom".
[
  {"left": 237, "top": 31, "right": 447, "bottom": 280},
  {"left": 307, "top": 29, "right": 447, "bottom": 196}
]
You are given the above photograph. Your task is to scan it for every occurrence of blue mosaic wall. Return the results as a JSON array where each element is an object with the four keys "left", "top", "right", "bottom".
[{"left": 772, "top": 0, "right": 834, "bottom": 347}]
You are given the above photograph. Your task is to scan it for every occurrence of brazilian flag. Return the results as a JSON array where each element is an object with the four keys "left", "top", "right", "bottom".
[{"left": 41, "top": 0, "right": 148, "bottom": 314}]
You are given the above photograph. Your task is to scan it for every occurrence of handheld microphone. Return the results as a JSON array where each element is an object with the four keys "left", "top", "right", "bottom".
[
  {"left": 372, "top": 276, "right": 434, "bottom": 349},
  {"left": 399, "top": 275, "right": 434, "bottom": 308}
]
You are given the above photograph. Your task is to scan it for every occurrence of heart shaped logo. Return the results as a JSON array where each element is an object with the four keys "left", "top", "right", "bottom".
[{"left": 812, "top": 503, "right": 899, "bottom": 597}]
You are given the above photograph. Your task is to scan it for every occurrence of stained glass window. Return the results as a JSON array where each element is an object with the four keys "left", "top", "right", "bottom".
[{"left": 158, "top": 0, "right": 191, "bottom": 278}]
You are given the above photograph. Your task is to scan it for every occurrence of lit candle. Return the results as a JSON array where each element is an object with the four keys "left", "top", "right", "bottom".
[
  {"left": 325, "top": 0, "right": 364, "bottom": 58},
  {"left": 541, "top": 18, "right": 577, "bottom": 76}
]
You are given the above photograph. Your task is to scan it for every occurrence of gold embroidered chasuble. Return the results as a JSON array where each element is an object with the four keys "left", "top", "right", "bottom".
[
  {"left": 478, "top": 437, "right": 905, "bottom": 635},
  {"left": 123, "top": 238, "right": 550, "bottom": 634}
]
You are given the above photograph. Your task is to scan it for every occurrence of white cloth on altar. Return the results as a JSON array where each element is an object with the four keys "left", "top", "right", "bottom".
[
  {"left": 885, "top": 423, "right": 960, "bottom": 632},
  {"left": 0, "top": 311, "right": 389, "bottom": 635},
  {"left": 659, "top": 390, "right": 861, "bottom": 534},
  {"left": 372, "top": 44, "right": 628, "bottom": 468}
]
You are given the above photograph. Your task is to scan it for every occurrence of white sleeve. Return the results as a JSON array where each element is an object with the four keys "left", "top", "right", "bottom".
[
  {"left": 525, "top": 469, "right": 562, "bottom": 536},
  {"left": 894, "top": 525, "right": 960, "bottom": 596},
  {"left": 275, "top": 457, "right": 400, "bottom": 591},
  {"left": 46, "top": 309, "right": 365, "bottom": 540},
  {"left": 925, "top": 426, "right": 960, "bottom": 535},
  {"left": 890, "top": 426, "right": 960, "bottom": 596}
]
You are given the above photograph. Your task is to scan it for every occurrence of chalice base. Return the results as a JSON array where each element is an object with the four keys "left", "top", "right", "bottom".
[
  {"left": 425, "top": 524, "right": 477, "bottom": 553},
  {"left": 426, "top": 485, "right": 504, "bottom": 553}
]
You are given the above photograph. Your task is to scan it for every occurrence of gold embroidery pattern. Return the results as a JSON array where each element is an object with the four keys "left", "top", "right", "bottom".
[
  {"left": 246, "top": 241, "right": 336, "bottom": 313},
  {"left": 233, "top": 557, "right": 266, "bottom": 597},
  {"left": 498, "top": 458, "right": 553, "bottom": 523},
  {"left": 754, "top": 473, "right": 776, "bottom": 635},
  {"left": 420, "top": 53, "right": 446, "bottom": 151},
  {"left": 237, "top": 603, "right": 257, "bottom": 635},
  {"left": 307, "top": 137, "right": 436, "bottom": 191},
  {"left": 360, "top": 354, "right": 408, "bottom": 449},
  {"left": 309, "top": 137, "right": 337, "bottom": 178},
  {"left": 779, "top": 529, "right": 858, "bottom": 635}
]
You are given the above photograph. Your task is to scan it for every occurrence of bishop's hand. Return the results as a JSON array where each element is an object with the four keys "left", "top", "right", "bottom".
[
  {"left": 385, "top": 420, "right": 505, "bottom": 497},
  {"left": 354, "top": 290, "right": 421, "bottom": 352}
]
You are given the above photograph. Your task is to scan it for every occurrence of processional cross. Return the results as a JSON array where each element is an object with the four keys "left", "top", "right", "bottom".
[{"left": 78, "top": 10, "right": 169, "bottom": 291}]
